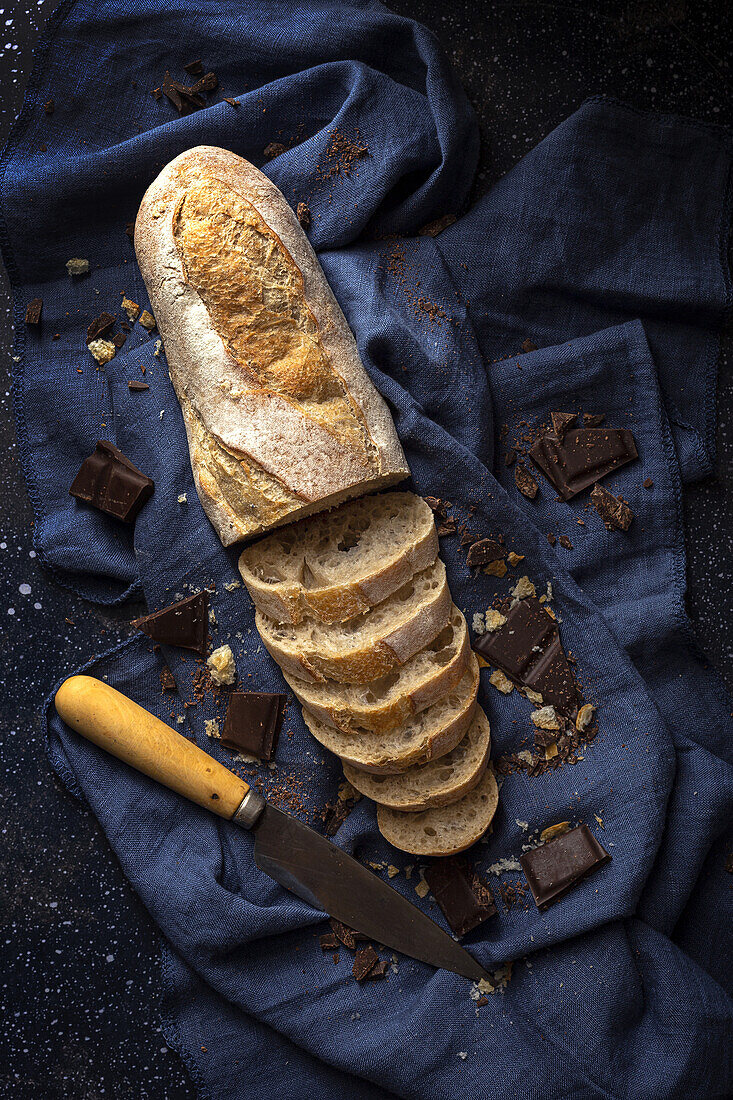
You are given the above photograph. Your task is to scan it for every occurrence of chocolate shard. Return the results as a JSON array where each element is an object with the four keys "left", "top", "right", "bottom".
[
  {"left": 423, "top": 495, "right": 448, "bottom": 520},
  {"left": 504, "top": 448, "right": 517, "bottom": 467},
  {"left": 263, "top": 141, "right": 287, "bottom": 160},
  {"left": 127, "top": 380, "right": 149, "bottom": 392},
  {"left": 223, "top": 97, "right": 240, "bottom": 108},
  {"left": 25, "top": 298, "right": 43, "bottom": 325},
  {"left": 558, "top": 535, "right": 573, "bottom": 550},
  {"left": 437, "top": 518, "right": 457, "bottom": 537},
  {"left": 530, "top": 426, "right": 638, "bottom": 500},
  {"left": 424, "top": 859, "right": 496, "bottom": 938},
  {"left": 132, "top": 591, "right": 209, "bottom": 654},
  {"left": 183, "top": 59, "right": 203, "bottom": 75},
  {"left": 367, "top": 958, "right": 390, "bottom": 979},
  {"left": 70, "top": 440, "right": 154, "bottom": 523},
  {"left": 520, "top": 824, "right": 611, "bottom": 909},
  {"left": 220, "top": 692, "right": 285, "bottom": 760},
  {"left": 160, "top": 665, "right": 176, "bottom": 692},
  {"left": 192, "top": 71, "right": 218, "bottom": 93},
  {"left": 329, "top": 918, "right": 369, "bottom": 949},
  {"left": 319, "top": 932, "right": 340, "bottom": 951},
  {"left": 583, "top": 412, "right": 605, "bottom": 427},
  {"left": 590, "top": 484, "right": 633, "bottom": 531},
  {"left": 521, "top": 338, "right": 537, "bottom": 353},
  {"left": 296, "top": 201, "right": 311, "bottom": 228},
  {"left": 113, "top": 332, "right": 128, "bottom": 349},
  {"left": 550, "top": 411, "right": 578, "bottom": 441},
  {"left": 514, "top": 462, "right": 538, "bottom": 500},
  {"left": 473, "top": 597, "right": 579, "bottom": 716},
  {"left": 86, "top": 312, "right": 116, "bottom": 343},
  {"left": 352, "top": 944, "right": 379, "bottom": 982},
  {"left": 466, "top": 538, "right": 505, "bottom": 569}
]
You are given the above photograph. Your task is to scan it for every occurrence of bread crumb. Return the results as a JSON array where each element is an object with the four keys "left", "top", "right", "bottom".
[
  {"left": 177, "top": 493, "right": 187, "bottom": 504},
  {"left": 507, "top": 551, "right": 524, "bottom": 567},
  {"left": 139, "top": 309, "right": 156, "bottom": 331},
  {"left": 515, "top": 820, "right": 529, "bottom": 831},
  {"left": 524, "top": 688, "right": 544, "bottom": 705},
  {"left": 154, "top": 339, "right": 163, "bottom": 357},
  {"left": 472, "top": 611, "right": 486, "bottom": 636},
  {"left": 489, "top": 669, "right": 514, "bottom": 694},
  {"left": 540, "top": 821, "right": 570, "bottom": 842},
  {"left": 457, "top": 1052, "right": 467, "bottom": 1061},
  {"left": 66, "top": 257, "right": 89, "bottom": 276},
  {"left": 224, "top": 580, "right": 241, "bottom": 591},
  {"left": 207, "top": 644, "right": 236, "bottom": 686},
  {"left": 486, "top": 857, "right": 521, "bottom": 875},
  {"left": 387, "top": 865, "right": 399, "bottom": 878},
  {"left": 531, "top": 705, "right": 560, "bottom": 730},
  {"left": 483, "top": 559, "right": 507, "bottom": 578},
  {"left": 121, "top": 295, "right": 140, "bottom": 321},
  {"left": 414, "top": 878, "right": 429, "bottom": 898},
  {"left": 337, "top": 780, "right": 360, "bottom": 803},
  {"left": 576, "top": 703, "right": 596, "bottom": 731},
  {"left": 485, "top": 609, "right": 507, "bottom": 632},
  {"left": 204, "top": 719, "right": 220, "bottom": 739},
  {"left": 176, "top": 716, "right": 185, "bottom": 725},
  {"left": 87, "top": 337, "right": 116, "bottom": 364},
  {"left": 511, "top": 575, "right": 536, "bottom": 601}
]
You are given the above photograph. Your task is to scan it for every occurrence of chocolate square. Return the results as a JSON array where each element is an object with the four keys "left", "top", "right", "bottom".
[
  {"left": 132, "top": 591, "right": 209, "bottom": 654},
  {"left": 69, "top": 440, "right": 154, "bottom": 523},
  {"left": 520, "top": 824, "right": 611, "bottom": 909},
  {"left": 424, "top": 858, "right": 496, "bottom": 937},
  {"left": 220, "top": 692, "right": 286, "bottom": 760},
  {"left": 529, "top": 427, "right": 637, "bottom": 500}
]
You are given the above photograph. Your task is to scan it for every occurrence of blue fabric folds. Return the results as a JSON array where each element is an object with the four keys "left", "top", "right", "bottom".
[{"left": 2, "top": 1, "right": 732, "bottom": 1097}]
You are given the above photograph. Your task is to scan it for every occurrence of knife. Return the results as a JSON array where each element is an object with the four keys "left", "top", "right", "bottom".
[{"left": 55, "top": 675, "right": 489, "bottom": 981}]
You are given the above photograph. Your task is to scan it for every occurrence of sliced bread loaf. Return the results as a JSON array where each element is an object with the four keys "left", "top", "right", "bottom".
[
  {"left": 342, "top": 706, "right": 490, "bottom": 808},
  {"left": 376, "top": 767, "right": 499, "bottom": 856},
  {"left": 302, "top": 657, "right": 479, "bottom": 773},
  {"left": 256, "top": 559, "right": 451, "bottom": 684},
  {"left": 239, "top": 492, "right": 438, "bottom": 624},
  {"left": 283, "top": 607, "right": 470, "bottom": 734}
]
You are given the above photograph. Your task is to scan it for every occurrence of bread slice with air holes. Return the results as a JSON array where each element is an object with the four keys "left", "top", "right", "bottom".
[
  {"left": 376, "top": 766, "right": 499, "bottom": 856},
  {"left": 282, "top": 606, "right": 470, "bottom": 733},
  {"left": 302, "top": 656, "right": 479, "bottom": 774},
  {"left": 238, "top": 492, "right": 438, "bottom": 625},
  {"left": 256, "top": 559, "right": 451, "bottom": 684},
  {"left": 342, "top": 706, "right": 490, "bottom": 808}
]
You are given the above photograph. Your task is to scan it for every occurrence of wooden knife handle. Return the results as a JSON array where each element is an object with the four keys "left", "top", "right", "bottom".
[{"left": 55, "top": 675, "right": 250, "bottom": 819}]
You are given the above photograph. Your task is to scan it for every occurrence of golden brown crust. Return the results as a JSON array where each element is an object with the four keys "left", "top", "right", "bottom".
[{"left": 135, "top": 147, "right": 408, "bottom": 545}]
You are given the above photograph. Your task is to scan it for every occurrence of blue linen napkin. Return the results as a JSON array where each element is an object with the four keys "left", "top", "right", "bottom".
[{"left": 2, "top": 1, "right": 732, "bottom": 1096}]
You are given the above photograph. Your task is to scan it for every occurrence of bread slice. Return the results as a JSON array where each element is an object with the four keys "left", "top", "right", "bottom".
[
  {"left": 377, "top": 767, "right": 499, "bottom": 856},
  {"left": 283, "top": 607, "right": 470, "bottom": 734},
  {"left": 256, "top": 560, "right": 451, "bottom": 684},
  {"left": 342, "top": 706, "right": 490, "bottom": 808},
  {"left": 238, "top": 492, "right": 438, "bottom": 625},
  {"left": 302, "top": 657, "right": 479, "bottom": 773}
]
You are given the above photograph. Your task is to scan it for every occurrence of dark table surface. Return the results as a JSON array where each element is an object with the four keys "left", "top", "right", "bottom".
[{"left": 1, "top": 2, "right": 731, "bottom": 1096}]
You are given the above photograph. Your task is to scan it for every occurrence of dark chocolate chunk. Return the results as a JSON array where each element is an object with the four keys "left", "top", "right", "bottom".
[
  {"left": 643, "top": 477, "right": 654, "bottom": 490},
  {"left": 418, "top": 213, "right": 456, "bottom": 237},
  {"left": 296, "top": 201, "right": 311, "bottom": 228},
  {"left": 437, "top": 519, "right": 457, "bottom": 537},
  {"left": 263, "top": 141, "right": 287, "bottom": 160},
  {"left": 220, "top": 692, "right": 285, "bottom": 760},
  {"left": 183, "top": 58, "right": 203, "bottom": 75},
  {"left": 319, "top": 932, "right": 340, "bottom": 951},
  {"left": 583, "top": 412, "right": 605, "bottom": 427},
  {"left": 466, "top": 538, "right": 505, "bottom": 569},
  {"left": 192, "top": 71, "right": 218, "bottom": 93},
  {"left": 558, "top": 535, "right": 573, "bottom": 550},
  {"left": 113, "top": 332, "right": 127, "bottom": 349},
  {"left": 132, "top": 591, "right": 209, "bottom": 654},
  {"left": 590, "top": 485, "right": 634, "bottom": 531},
  {"left": 473, "top": 597, "right": 579, "bottom": 716},
  {"left": 514, "top": 462, "right": 538, "bottom": 500},
  {"left": 44, "top": 98, "right": 54, "bottom": 115},
  {"left": 151, "top": 87, "right": 162, "bottom": 100},
  {"left": 547, "top": 532, "right": 557, "bottom": 546},
  {"left": 504, "top": 448, "right": 517, "bottom": 467},
  {"left": 520, "top": 824, "right": 611, "bottom": 909},
  {"left": 352, "top": 944, "right": 379, "bottom": 981},
  {"left": 25, "top": 298, "right": 42, "bottom": 325},
  {"left": 521, "top": 338, "right": 537, "bottom": 353},
  {"left": 367, "top": 959, "right": 390, "bottom": 979},
  {"left": 423, "top": 495, "right": 448, "bottom": 520},
  {"left": 70, "top": 440, "right": 154, "bottom": 523},
  {"left": 127, "top": 380, "right": 149, "bottom": 392},
  {"left": 160, "top": 665, "right": 176, "bottom": 692},
  {"left": 329, "top": 918, "right": 369, "bottom": 949},
  {"left": 424, "top": 859, "right": 496, "bottom": 937},
  {"left": 529, "top": 427, "right": 638, "bottom": 500},
  {"left": 86, "top": 312, "right": 116, "bottom": 343},
  {"left": 550, "top": 411, "right": 578, "bottom": 441}
]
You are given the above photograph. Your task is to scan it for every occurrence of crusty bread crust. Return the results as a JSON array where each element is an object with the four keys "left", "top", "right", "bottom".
[{"left": 135, "top": 146, "right": 408, "bottom": 545}]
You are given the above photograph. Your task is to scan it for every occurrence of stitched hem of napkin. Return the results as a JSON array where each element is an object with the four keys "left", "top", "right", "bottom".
[
  {"left": 0, "top": 0, "right": 143, "bottom": 608},
  {"left": 159, "top": 944, "right": 214, "bottom": 1100}
]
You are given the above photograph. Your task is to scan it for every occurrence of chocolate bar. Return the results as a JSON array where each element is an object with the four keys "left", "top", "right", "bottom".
[
  {"left": 69, "top": 440, "right": 154, "bottom": 522},
  {"left": 529, "top": 427, "right": 637, "bottom": 500},
  {"left": 473, "top": 597, "right": 578, "bottom": 716},
  {"left": 424, "top": 859, "right": 496, "bottom": 937},
  {"left": 220, "top": 692, "right": 286, "bottom": 760},
  {"left": 520, "top": 824, "right": 611, "bottom": 909},
  {"left": 132, "top": 591, "right": 208, "bottom": 654}
]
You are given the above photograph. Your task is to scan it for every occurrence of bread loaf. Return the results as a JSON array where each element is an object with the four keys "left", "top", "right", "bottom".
[
  {"left": 135, "top": 147, "right": 408, "bottom": 546},
  {"left": 238, "top": 492, "right": 438, "bottom": 625},
  {"left": 376, "top": 767, "right": 499, "bottom": 856}
]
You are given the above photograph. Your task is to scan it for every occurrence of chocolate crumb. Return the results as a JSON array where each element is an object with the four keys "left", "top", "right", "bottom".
[
  {"left": 128, "top": 380, "right": 150, "bottom": 392},
  {"left": 466, "top": 539, "right": 505, "bottom": 569},
  {"left": 319, "top": 933, "right": 340, "bottom": 951},
  {"left": 558, "top": 535, "right": 573, "bottom": 550},
  {"left": 296, "top": 201, "right": 311, "bottom": 228},
  {"left": 583, "top": 413, "right": 605, "bottom": 427},
  {"left": 44, "top": 99, "right": 54, "bottom": 115},
  {"left": 113, "top": 332, "right": 127, "bottom": 349},
  {"left": 418, "top": 213, "right": 456, "bottom": 237},
  {"left": 183, "top": 59, "right": 203, "bottom": 75},
  {"left": 160, "top": 665, "right": 176, "bottom": 692},
  {"left": 521, "top": 339, "right": 537, "bottom": 353},
  {"left": 25, "top": 298, "right": 43, "bottom": 325},
  {"left": 547, "top": 532, "right": 557, "bottom": 546},
  {"left": 352, "top": 944, "right": 379, "bottom": 982},
  {"left": 590, "top": 484, "right": 634, "bottom": 531},
  {"left": 223, "top": 97, "right": 240, "bottom": 108},
  {"left": 86, "top": 312, "right": 116, "bottom": 344},
  {"left": 263, "top": 142, "right": 287, "bottom": 161},
  {"left": 514, "top": 463, "right": 539, "bottom": 500},
  {"left": 329, "top": 918, "right": 369, "bottom": 950},
  {"left": 643, "top": 478, "right": 654, "bottom": 490},
  {"left": 504, "top": 448, "right": 517, "bottom": 467}
]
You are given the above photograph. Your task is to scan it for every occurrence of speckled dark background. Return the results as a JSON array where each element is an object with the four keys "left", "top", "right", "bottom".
[{"left": 1, "top": 2, "right": 731, "bottom": 1096}]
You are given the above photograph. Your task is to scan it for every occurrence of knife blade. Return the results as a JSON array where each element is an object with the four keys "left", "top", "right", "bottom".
[{"left": 55, "top": 675, "right": 490, "bottom": 981}]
